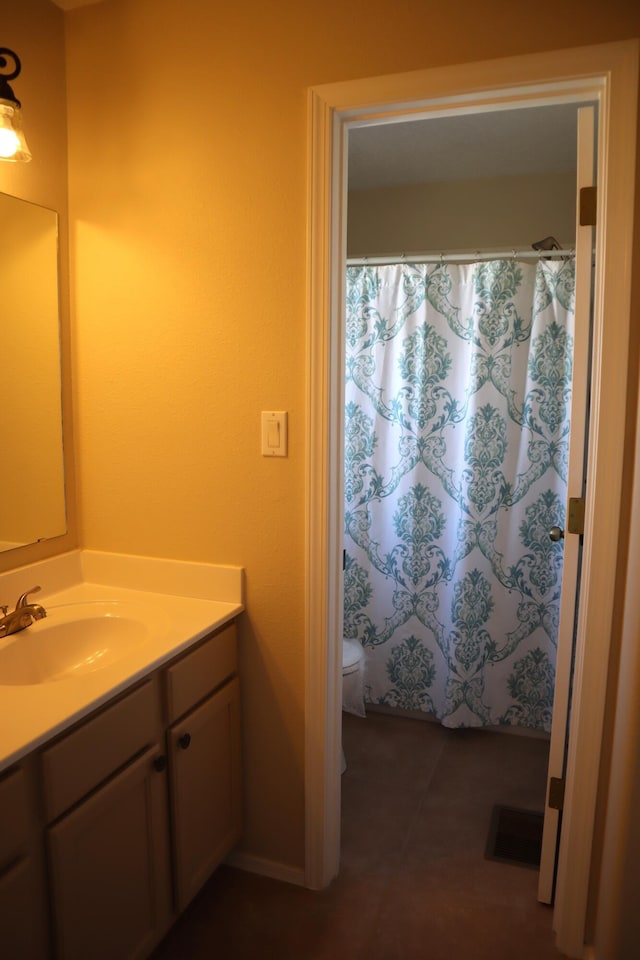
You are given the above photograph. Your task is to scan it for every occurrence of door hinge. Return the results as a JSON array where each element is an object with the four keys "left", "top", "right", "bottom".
[
  {"left": 548, "top": 776, "right": 565, "bottom": 811},
  {"left": 579, "top": 185, "right": 597, "bottom": 226},
  {"left": 567, "top": 497, "right": 585, "bottom": 536}
]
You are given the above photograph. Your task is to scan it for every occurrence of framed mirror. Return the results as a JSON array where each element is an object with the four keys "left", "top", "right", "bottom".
[{"left": 0, "top": 192, "right": 66, "bottom": 551}]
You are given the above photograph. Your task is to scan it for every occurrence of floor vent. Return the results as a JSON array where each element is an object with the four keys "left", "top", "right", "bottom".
[{"left": 485, "top": 805, "right": 544, "bottom": 869}]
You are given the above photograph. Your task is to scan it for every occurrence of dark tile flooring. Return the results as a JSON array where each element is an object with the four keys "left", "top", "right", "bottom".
[{"left": 152, "top": 711, "right": 568, "bottom": 959}]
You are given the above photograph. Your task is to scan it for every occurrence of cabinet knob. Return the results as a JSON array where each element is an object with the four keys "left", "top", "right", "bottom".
[
  {"left": 153, "top": 754, "right": 167, "bottom": 773},
  {"left": 178, "top": 732, "right": 191, "bottom": 750}
]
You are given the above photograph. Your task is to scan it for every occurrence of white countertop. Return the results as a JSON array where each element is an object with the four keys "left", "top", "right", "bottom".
[{"left": 0, "top": 551, "right": 244, "bottom": 773}]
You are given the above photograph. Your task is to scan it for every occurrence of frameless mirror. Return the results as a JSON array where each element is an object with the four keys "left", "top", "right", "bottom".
[{"left": 0, "top": 192, "right": 66, "bottom": 551}]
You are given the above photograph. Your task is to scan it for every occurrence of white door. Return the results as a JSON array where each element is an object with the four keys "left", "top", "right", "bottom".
[{"left": 537, "top": 104, "right": 596, "bottom": 903}]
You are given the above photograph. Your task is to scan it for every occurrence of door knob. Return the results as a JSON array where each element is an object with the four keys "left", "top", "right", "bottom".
[
  {"left": 178, "top": 732, "right": 191, "bottom": 750},
  {"left": 549, "top": 526, "right": 565, "bottom": 542},
  {"left": 153, "top": 755, "right": 167, "bottom": 773}
]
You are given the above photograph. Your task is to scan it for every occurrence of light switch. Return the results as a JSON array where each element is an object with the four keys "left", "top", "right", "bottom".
[
  {"left": 267, "top": 419, "right": 280, "bottom": 448},
  {"left": 261, "top": 411, "right": 288, "bottom": 457}
]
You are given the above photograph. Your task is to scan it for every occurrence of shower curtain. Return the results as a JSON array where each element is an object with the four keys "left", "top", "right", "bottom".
[{"left": 343, "top": 258, "right": 576, "bottom": 730}]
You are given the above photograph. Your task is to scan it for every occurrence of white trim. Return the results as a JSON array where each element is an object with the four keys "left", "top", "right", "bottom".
[
  {"left": 305, "top": 39, "right": 639, "bottom": 957},
  {"left": 226, "top": 851, "right": 306, "bottom": 887},
  {"left": 593, "top": 389, "right": 640, "bottom": 952},
  {"left": 593, "top": 437, "right": 640, "bottom": 953},
  {"left": 587, "top": 157, "right": 640, "bottom": 960},
  {"left": 538, "top": 104, "right": 596, "bottom": 906},
  {"left": 553, "top": 43, "right": 638, "bottom": 957},
  {"left": 304, "top": 89, "right": 344, "bottom": 889}
]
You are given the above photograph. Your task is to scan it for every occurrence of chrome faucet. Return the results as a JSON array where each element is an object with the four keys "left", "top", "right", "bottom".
[{"left": 0, "top": 585, "right": 47, "bottom": 638}]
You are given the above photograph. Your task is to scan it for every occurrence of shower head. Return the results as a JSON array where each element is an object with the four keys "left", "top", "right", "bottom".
[{"left": 532, "top": 236, "right": 562, "bottom": 251}]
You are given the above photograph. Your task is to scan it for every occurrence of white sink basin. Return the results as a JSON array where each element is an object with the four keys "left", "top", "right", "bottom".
[{"left": 0, "top": 601, "right": 169, "bottom": 686}]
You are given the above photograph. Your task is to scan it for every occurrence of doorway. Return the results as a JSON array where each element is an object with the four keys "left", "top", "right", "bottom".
[
  {"left": 305, "top": 41, "right": 638, "bottom": 960},
  {"left": 341, "top": 100, "right": 593, "bottom": 907}
]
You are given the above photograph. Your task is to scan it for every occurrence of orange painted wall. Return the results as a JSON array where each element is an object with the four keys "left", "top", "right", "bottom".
[{"left": 61, "top": 0, "right": 640, "bottom": 875}]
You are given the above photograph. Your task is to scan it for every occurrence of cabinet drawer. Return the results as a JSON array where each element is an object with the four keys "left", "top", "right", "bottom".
[
  {"left": 42, "top": 678, "right": 159, "bottom": 823},
  {"left": 165, "top": 621, "right": 237, "bottom": 723},
  {"left": 0, "top": 766, "right": 29, "bottom": 867}
]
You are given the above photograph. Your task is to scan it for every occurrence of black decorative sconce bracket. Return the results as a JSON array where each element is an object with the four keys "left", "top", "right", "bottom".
[{"left": 0, "top": 48, "right": 22, "bottom": 107}]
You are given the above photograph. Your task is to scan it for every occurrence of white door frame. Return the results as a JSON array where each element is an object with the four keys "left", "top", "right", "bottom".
[
  {"left": 305, "top": 40, "right": 638, "bottom": 960},
  {"left": 537, "top": 103, "right": 596, "bottom": 906}
]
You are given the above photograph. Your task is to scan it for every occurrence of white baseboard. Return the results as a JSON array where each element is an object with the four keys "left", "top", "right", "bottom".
[{"left": 225, "top": 850, "right": 306, "bottom": 887}]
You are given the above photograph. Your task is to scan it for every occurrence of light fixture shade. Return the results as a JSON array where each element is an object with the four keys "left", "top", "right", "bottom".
[
  {"left": 0, "top": 98, "right": 31, "bottom": 162},
  {"left": 0, "top": 48, "right": 31, "bottom": 163}
]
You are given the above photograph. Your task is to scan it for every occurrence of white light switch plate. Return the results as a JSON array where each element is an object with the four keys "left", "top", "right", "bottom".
[{"left": 261, "top": 411, "right": 288, "bottom": 457}]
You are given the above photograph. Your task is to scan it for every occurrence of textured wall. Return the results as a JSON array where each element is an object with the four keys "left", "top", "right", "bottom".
[{"left": 60, "top": 0, "right": 640, "bottom": 879}]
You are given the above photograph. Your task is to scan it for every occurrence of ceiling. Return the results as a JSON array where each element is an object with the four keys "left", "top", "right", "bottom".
[
  {"left": 50, "top": 0, "right": 105, "bottom": 9},
  {"left": 348, "top": 103, "right": 583, "bottom": 192}
]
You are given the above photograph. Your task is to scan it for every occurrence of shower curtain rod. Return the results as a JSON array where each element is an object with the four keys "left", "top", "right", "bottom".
[{"left": 346, "top": 249, "right": 574, "bottom": 266}]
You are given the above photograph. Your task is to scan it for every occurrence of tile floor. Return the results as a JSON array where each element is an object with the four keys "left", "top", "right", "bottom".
[{"left": 152, "top": 711, "right": 569, "bottom": 959}]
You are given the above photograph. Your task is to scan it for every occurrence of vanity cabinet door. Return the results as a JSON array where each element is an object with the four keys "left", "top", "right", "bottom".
[
  {"left": 0, "top": 856, "right": 49, "bottom": 959},
  {"left": 168, "top": 677, "right": 242, "bottom": 912},
  {"left": 47, "top": 746, "right": 172, "bottom": 960},
  {"left": 0, "top": 762, "right": 49, "bottom": 959}
]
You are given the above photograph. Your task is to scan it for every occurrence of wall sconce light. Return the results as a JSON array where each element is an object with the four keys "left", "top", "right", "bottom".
[{"left": 0, "top": 48, "right": 32, "bottom": 163}]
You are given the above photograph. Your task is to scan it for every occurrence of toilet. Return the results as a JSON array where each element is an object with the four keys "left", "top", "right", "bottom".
[{"left": 341, "top": 638, "right": 366, "bottom": 772}]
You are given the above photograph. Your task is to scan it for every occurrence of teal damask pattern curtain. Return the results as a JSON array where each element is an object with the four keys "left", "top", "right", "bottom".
[{"left": 344, "top": 259, "right": 576, "bottom": 730}]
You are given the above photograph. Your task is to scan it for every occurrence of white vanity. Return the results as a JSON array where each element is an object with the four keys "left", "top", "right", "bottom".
[{"left": 0, "top": 549, "right": 244, "bottom": 960}]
